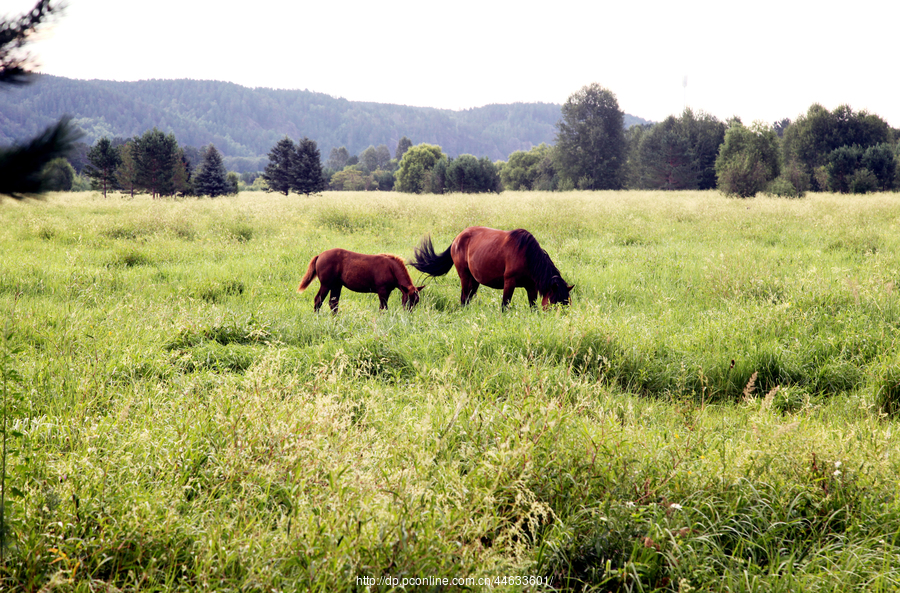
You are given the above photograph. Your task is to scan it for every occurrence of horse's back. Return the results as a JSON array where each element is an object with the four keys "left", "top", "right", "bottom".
[
  {"left": 314, "top": 248, "right": 347, "bottom": 282},
  {"left": 319, "top": 249, "right": 404, "bottom": 293},
  {"left": 453, "top": 227, "right": 508, "bottom": 257},
  {"left": 452, "top": 227, "right": 523, "bottom": 287}
]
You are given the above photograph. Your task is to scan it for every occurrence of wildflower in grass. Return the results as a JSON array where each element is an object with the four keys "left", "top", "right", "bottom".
[{"left": 670, "top": 503, "right": 683, "bottom": 511}]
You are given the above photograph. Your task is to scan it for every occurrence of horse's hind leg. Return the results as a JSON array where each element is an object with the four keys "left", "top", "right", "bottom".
[
  {"left": 459, "top": 271, "right": 479, "bottom": 305},
  {"left": 328, "top": 285, "right": 342, "bottom": 314},
  {"left": 313, "top": 285, "right": 329, "bottom": 312}
]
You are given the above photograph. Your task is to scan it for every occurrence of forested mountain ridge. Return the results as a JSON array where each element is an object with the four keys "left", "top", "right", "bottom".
[{"left": 1, "top": 75, "right": 652, "bottom": 165}]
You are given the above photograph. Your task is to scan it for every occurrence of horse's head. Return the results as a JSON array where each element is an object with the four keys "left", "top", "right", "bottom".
[
  {"left": 542, "top": 276, "right": 574, "bottom": 308},
  {"left": 401, "top": 285, "right": 426, "bottom": 310}
]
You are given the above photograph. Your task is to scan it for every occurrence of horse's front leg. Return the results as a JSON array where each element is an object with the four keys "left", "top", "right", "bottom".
[
  {"left": 378, "top": 290, "right": 390, "bottom": 310},
  {"left": 328, "top": 285, "right": 342, "bottom": 314},
  {"left": 501, "top": 278, "right": 517, "bottom": 310},
  {"left": 526, "top": 285, "right": 538, "bottom": 308}
]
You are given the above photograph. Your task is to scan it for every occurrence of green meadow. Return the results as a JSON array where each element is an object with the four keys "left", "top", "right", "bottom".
[{"left": 2, "top": 189, "right": 900, "bottom": 592}]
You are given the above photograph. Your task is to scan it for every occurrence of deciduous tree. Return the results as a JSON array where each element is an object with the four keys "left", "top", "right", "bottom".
[
  {"left": 325, "top": 146, "right": 350, "bottom": 171},
  {"left": 555, "top": 83, "right": 627, "bottom": 190},
  {"left": 715, "top": 122, "right": 780, "bottom": 197},
  {"left": 395, "top": 143, "right": 446, "bottom": 193},
  {"left": 359, "top": 145, "right": 379, "bottom": 173},
  {"left": 395, "top": 136, "right": 412, "bottom": 160},
  {"left": 374, "top": 145, "right": 391, "bottom": 170},
  {"left": 861, "top": 143, "right": 897, "bottom": 191},
  {"left": 444, "top": 155, "right": 502, "bottom": 193},
  {"left": 501, "top": 144, "right": 557, "bottom": 191},
  {"left": 41, "top": 157, "right": 74, "bottom": 191},
  {"left": 782, "top": 104, "right": 892, "bottom": 190}
]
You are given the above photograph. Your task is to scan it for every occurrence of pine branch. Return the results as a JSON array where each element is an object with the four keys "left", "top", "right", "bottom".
[{"left": 0, "top": 116, "right": 82, "bottom": 199}]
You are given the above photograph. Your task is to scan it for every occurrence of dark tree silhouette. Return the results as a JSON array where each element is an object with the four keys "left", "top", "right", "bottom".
[
  {"left": 193, "top": 144, "right": 230, "bottom": 196},
  {"left": 84, "top": 137, "right": 121, "bottom": 197},
  {"left": 0, "top": 0, "right": 80, "bottom": 199},
  {"left": 293, "top": 137, "right": 326, "bottom": 196}
]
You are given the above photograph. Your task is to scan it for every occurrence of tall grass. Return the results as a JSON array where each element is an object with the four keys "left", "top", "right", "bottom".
[{"left": 1, "top": 190, "right": 900, "bottom": 591}]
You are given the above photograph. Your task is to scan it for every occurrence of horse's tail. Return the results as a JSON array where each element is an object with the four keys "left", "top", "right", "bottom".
[
  {"left": 297, "top": 255, "right": 318, "bottom": 292},
  {"left": 409, "top": 235, "right": 454, "bottom": 277}
]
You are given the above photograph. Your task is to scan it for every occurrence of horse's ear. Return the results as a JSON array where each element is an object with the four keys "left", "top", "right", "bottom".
[
  {"left": 417, "top": 285, "right": 426, "bottom": 291},
  {"left": 568, "top": 284, "right": 575, "bottom": 291}
]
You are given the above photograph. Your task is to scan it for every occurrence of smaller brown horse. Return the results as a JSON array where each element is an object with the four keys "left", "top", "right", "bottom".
[
  {"left": 410, "top": 226, "right": 573, "bottom": 310},
  {"left": 298, "top": 248, "right": 424, "bottom": 313}
]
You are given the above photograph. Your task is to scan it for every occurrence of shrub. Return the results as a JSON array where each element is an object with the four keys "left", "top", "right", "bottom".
[
  {"left": 826, "top": 145, "right": 862, "bottom": 193},
  {"left": 715, "top": 122, "right": 780, "bottom": 197},
  {"left": 764, "top": 175, "right": 804, "bottom": 198},
  {"left": 849, "top": 168, "right": 878, "bottom": 194},
  {"left": 717, "top": 154, "right": 768, "bottom": 197}
]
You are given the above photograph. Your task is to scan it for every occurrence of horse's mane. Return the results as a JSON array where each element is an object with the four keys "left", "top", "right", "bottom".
[
  {"left": 507, "top": 229, "right": 562, "bottom": 294},
  {"left": 379, "top": 253, "right": 416, "bottom": 287}
]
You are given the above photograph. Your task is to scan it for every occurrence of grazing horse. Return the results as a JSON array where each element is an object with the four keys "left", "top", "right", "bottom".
[
  {"left": 298, "top": 249, "right": 424, "bottom": 313},
  {"left": 410, "top": 226, "right": 573, "bottom": 310}
]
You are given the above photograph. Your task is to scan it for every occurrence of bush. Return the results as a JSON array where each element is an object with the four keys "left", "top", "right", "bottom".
[
  {"left": 41, "top": 157, "right": 75, "bottom": 191},
  {"left": 764, "top": 175, "right": 804, "bottom": 198},
  {"left": 715, "top": 122, "right": 780, "bottom": 198},
  {"left": 849, "top": 168, "right": 878, "bottom": 194},
  {"left": 826, "top": 145, "right": 862, "bottom": 193},
  {"left": 717, "top": 154, "right": 768, "bottom": 197}
]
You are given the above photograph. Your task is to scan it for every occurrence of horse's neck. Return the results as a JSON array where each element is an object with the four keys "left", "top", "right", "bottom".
[{"left": 390, "top": 259, "right": 414, "bottom": 291}]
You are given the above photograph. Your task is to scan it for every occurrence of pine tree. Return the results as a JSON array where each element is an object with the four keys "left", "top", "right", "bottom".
[
  {"left": 84, "top": 137, "right": 121, "bottom": 197},
  {"left": 116, "top": 141, "right": 138, "bottom": 198},
  {"left": 293, "top": 137, "right": 326, "bottom": 196},
  {"left": 262, "top": 137, "right": 296, "bottom": 195},
  {"left": 173, "top": 148, "right": 192, "bottom": 196},
  {"left": 133, "top": 128, "right": 178, "bottom": 198},
  {"left": 193, "top": 144, "right": 230, "bottom": 197}
]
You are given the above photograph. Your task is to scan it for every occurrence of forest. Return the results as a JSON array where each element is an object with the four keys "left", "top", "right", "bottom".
[{"left": 0, "top": 74, "right": 651, "bottom": 166}]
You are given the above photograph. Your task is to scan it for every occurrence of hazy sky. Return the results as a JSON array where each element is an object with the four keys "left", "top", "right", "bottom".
[{"left": 9, "top": 0, "right": 900, "bottom": 126}]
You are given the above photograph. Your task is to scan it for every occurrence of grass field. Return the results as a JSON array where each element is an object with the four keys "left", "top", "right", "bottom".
[{"left": 2, "top": 189, "right": 900, "bottom": 592}]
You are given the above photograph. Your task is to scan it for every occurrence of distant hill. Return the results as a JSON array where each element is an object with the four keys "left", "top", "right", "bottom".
[{"left": 0, "top": 75, "right": 653, "bottom": 169}]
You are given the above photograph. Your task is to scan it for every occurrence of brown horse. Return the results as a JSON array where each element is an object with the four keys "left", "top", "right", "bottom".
[
  {"left": 410, "top": 226, "right": 573, "bottom": 310},
  {"left": 298, "top": 249, "right": 424, "bottom": 313}
]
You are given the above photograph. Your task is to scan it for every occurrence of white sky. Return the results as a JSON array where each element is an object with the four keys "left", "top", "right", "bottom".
[{"left": 7, "top": 0, "right": 900, "bottom": 127}]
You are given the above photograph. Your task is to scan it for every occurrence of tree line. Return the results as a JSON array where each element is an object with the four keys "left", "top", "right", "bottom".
[
  {"left": 307, "top": 83, "right": 899, "bottom": 197},
  {"left": 79, "top": 130, "right": 239, "bottom": 198},
  {"left": 51, "top": 92, "right": 900, "bottom": 198},
  {"left": 3, "top": 0, "right": 896, "bottom": 201},
  {"left": 542, "top": 84, "right": 898, "bottom": 197}
]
